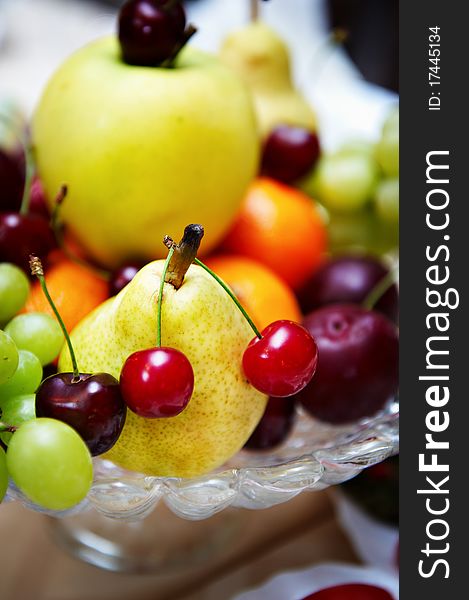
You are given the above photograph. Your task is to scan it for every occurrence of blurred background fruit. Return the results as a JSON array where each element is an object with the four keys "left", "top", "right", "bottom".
[
  {"left": 23, "top": 254, "right": 109, "bottom": 333},
  {"left": 221, "top": 178, "right": 327, "bottom": 290},
  {"left": 204, "top": 254, "right": 301, "bottom": 331}
]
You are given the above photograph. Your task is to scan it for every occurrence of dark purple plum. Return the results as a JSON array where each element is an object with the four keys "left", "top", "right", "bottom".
[
  {"left": 296, "top": 304, "right": 398, "bottom": 424},
  {"left": 298, "top": 256, "right": 398, "bottom": 323},
  {"left": 244, "top": 396, "right": 296, "bottom": 450},
  {"left": 118, "top": 0, "right": 187, "bottom": 66},
  {"left": 36, "top": 372, "right": 127, "bottom": 456},
  {"left": 261, "top": 126, "right": 320, "bottom": 184}
]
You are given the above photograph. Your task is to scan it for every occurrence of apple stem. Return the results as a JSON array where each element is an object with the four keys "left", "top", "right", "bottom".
[
  {"left": 164, "top": 224, "right": 204, "bottom": 289},
  {"left": 29, "top": 255, "right": 81, "bottom": 382},
  {"left": 194, "top": 258, "right": 263, "bottom": 340},
  {"left": 363, "top": 266, "right": 399, "bottom": 312},
  {"left": 156, "top": 243, "right": 176, "bottom": 348},
  {"left": 0, "top": 423, "right": 17, "bottom": 433}
]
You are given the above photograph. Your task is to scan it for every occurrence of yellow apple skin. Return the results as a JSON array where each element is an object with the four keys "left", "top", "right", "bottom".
[
  {"left": 58, "top": 261, "right": 267, "bottom": 478},
  {"left": 33, "top": 37, "right": 259, "bottom": 268}
]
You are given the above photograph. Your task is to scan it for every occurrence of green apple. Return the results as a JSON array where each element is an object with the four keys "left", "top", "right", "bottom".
[{"left": 33, "top": 37, "right": 259, "bottom": 268}]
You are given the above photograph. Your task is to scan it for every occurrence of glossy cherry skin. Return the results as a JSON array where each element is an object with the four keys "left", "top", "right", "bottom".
[
  {"left": 36, "top": 372, "right": 127, "bottom": 456},
  {"left": 296, "top": 305, "right": 398, "bottom": 424},
  {"left": 243, "top": 320, "right": 318, "bottom": 397},
  {"left": 0, "top": 212, "right": 56, "bottom": 273},
  {"left": 298, "top": 255, "right": 398, "bottom": 323},
  {"left": 0, "top": 149, "right": 24, "bottom": 212},
  {"left": 120, "top": 347, "right": 194, "bottom": 418},
  {"left": 261, "top": 126, "right": 320, "bottom": 184},
  {"left": 244, "top": 396, "right": 296, "bottom": 450},
  {"left": 118, "top": 0, "right": 186, "bottom": 66},
  {"left": 109, "top": 262, "right": 142, "bottom": 296},
  {"left": 302, "top": 583, "right": 393, "bottom": 600}
]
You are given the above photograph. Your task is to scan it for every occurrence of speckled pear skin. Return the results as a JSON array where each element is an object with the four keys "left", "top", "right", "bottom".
[{"left": 58, "top": 261, "right": 267, "bottom": 477}]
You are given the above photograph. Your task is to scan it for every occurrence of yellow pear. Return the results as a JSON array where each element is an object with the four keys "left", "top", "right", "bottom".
[
  {"left": 220, "top": 22, "right": 317, "bottom": 138},
  {"left": 58, "top": 227, "right": 267, "bottom": 478}
]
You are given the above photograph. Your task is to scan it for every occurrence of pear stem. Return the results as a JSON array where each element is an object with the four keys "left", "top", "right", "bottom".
[
  {"left": 363, "top": 266, "right": 399, "bottom": 311},
  {"left": 194, "top": 258, "right": 263, "bottom": 340},
  {"left": 250, "top": 0, "right": 259, "bottom": 21},
  {"left": 29, "top": 255, "right": 80, "bottom": 382},
  {"left": 164, "top": 224, "right": 204, "bottom": 289},
  {"left": 156, "top": 243, "right": 176, "bottom": 348}
]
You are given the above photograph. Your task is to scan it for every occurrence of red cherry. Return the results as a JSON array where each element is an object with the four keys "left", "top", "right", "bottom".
[
  {"left": 261, "top": 125, "right": 321, "bottom": 184},
  {"left": 118, "top": 0, "right": 187, "bottom": 67},
  {"left": 120, "top": 347, "right": 194, "bottom": 418},
  {"left": 302, "top": 583, "right": 393, "bottom": 600},
  {"left": 0, "top": 212, "right": 56, "bottom": 273},
  {"left": 109, "top": 262, "right": 142, "bottom": 296},
  {"left": 243, "top": 320, "right": 318, "bottom": 397}
]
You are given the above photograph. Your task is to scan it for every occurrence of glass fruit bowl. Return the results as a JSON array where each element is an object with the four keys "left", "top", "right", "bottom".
[
  {"left": 5, "top": 401, "right": 398, "bottom": 572},
  {"left": 6, "top": 401, "right": 398, "bottom": 521}
]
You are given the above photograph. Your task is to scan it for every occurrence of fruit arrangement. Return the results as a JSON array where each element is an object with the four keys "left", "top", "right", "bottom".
[{"left": 0, "top": 0, "right": 399, "bottom": 516}]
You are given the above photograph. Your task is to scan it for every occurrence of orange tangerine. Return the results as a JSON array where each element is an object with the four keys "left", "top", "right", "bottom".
[
  {"left": 24, "top": 257, "right": 109, "bottom": 333},
  {"left": 221, "top": 177, "right": 327, "bottom": 290},
  {"left": 204, "top": 254, "right": 302, "bottom": 331}
]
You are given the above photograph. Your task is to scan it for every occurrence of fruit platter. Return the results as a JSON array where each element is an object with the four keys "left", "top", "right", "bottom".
[{"left": 0, "top": 0, "right": 399, "bottom": 542}]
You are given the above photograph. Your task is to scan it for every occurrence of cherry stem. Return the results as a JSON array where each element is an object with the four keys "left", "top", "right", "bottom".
[
  {"left": 194, "top": 258, "right": 263, "bottom": 340},
  {"left": 0, "top": 423, "right": 17, "bottom": 433},
  {"left": 363, "top": 266, "right": 399, "bottom": 311},
  {"left": 161, "top": 24, "right": 197, "bottom": 68},
  {"left": 156, "top": 243, "right": 175, "bottom": 348},
  {"left": 164, "top": 224, "right": 204, "bottom": 289},
  {"left": 29, "top": 255, "right": 80, "bottom": 382}
]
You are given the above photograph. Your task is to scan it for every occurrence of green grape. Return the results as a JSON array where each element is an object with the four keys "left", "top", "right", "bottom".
[
  {"left": 0, "top": 448, "right": 8, "bottom": 502},
  {"left": 0, "top": 350, "right": 42, "bottom": 401},
  {"left": 376, "top": 130, "right": 399, "bottom": 177},
  {"left": 0, "top": 394, "right": 36, "bottom": 445},
  {"left": 337, "top": 140, "right": 375, "bottom": 159},
  {"left": 311, "top": 151, "right": 379, "bottom": 214},
  {"left": 0, "top": 264, "right": 30, "bottom": 326},
  {"left": 375, "top": 178, "right": 399, "bottom": 224},
  {"left": 6, "top": 418, "right": 93, "bottom": 511},
  {"left": 4, "top": 313, "right": 64, "bottom": 366},
  {"left": 382, "top": 106, "right": 399, "bottom": 138},
  {"left": 0, "top": 330, "right": 19, "bottom": 385}
]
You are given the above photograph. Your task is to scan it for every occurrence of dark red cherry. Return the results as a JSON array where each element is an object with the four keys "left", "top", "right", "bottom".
[
  {"left": 261, "top": 126, "right": 321, "bottom": 184},
  {"left": 298, "top": 255, "right": 398, "bottom": 323},
  {"left": 243, "top": 320, "right": 318, "bottom": 397},
  {"left": 109, "top": 262, "right": 142, "bottom": 296},
  {"left": 36, "top": 372, "right": 127, "bottom": 456},
  {"left": 120, "top": 347, "right": 194, "bottom": 418},
  {"left": 0, "top": 149, "right": 24, "bottom": 212},
  {"left": 118, "top": 0, "right": 187, "bottom": 66},
  {"left": 0, "top": 212, "right": 56, "bottom": 273},
  {"left": 244, "top": 396, "right": 295, "bottom": 450},
  {"left": 296, "top": 305, "right": 398, "bottom": 424},
  {"left": 302, "top": 583, "right": 393, "bottom": 600}
]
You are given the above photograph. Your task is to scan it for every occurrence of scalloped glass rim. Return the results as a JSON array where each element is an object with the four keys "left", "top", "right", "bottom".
[{"left": 6, "top": 402, "right": 399, "bottom": 522}]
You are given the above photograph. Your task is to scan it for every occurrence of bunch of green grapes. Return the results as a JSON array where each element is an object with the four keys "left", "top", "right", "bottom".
[
  {"left": 301, "top": 106, "right": 399, "bottom": 255},
  {"left": 0, "top": 263, "right": 92, "bottom": 510}
]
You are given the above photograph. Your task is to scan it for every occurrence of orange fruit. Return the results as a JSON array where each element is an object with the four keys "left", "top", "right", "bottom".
[
  {"left": 204, "top": 254, "right": 302, "bottom": 331},
  {"left": 24, "top": 257, "right": 109, "bottom": 332},
  {"left": 221, "top": 177, "right": 327, "bottom": 290}
]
